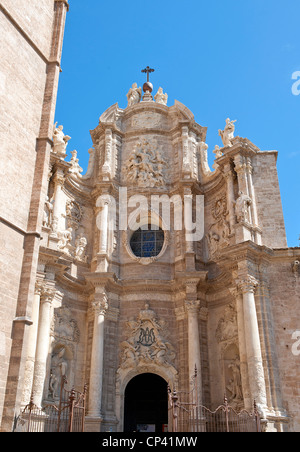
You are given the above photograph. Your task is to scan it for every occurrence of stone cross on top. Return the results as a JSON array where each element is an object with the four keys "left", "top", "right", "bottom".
[{"left": 141, "top": 66, "right": 155, "bottom": 83}]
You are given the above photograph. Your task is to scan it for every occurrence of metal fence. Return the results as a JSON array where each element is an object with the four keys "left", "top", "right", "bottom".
[
  {"left": 168, "top": 370, "right": 261, "bottom": 433},
  {"left": 15, "top": 378, "right": 87, "bottom": 433}
]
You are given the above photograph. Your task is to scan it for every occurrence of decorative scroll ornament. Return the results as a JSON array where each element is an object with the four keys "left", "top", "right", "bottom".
[
  {"left": 124, "top": 139, "right": 168, "bottom": 188},
  {"left": 119, "top": 304, "right": 175, "bottom": 370}
]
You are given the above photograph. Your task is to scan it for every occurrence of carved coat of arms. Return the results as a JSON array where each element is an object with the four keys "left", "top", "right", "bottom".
[{"left": 119, "top": 304, "right": 175, "bottom": 370}]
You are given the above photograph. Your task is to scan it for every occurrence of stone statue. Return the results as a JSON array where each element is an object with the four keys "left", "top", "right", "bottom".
[
  {"left": 75, "top": 233, "right": 88, "bottom": 262},
  {"left": 154, "top": 87, "right": 168, "bottom": 105},
  {"left": 43, "top": 196, "right": 53, "bottom": 228},
  {"left": 69, "top": 150, "right": 83, "bottom": 178},
  {"left": 126, "top": 83, "right": 142, "bottom": 107},
  {"left": 234, "top": 191, "right": 252, "bottom": 224},
  {"left": 218, "top": 118, "right": 236, "bottom": 147},
  {"left": 49, "top": 346, "right": 68, "bottom": 399},
  {"left": 227, "top": 357, "right": 243, "bottom": 402},
  {"left": 292, "top": 260, "right": 300, "bottom": 275},
  {"left": 58, "top": 227, "right": 73, "bottom": 251},
  {"left": 213, "top": 145, "right": 223, "bottom": 159},
  {"left": 52, "top": 123, "right": 71, "bottom": 159}
]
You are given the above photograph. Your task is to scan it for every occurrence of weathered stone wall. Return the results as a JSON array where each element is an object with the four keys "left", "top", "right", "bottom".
[
  {"left": 0, "top": 0, "right": 68, "bottom": 430},
  {"left": 269, "top": 252, "right": 300, "bottom": 432},
  {"left": 252, "top": 151, "right": 287, "bottom": 249}
]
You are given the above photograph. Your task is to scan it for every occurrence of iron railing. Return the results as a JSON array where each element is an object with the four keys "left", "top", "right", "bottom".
[
  {"left": 168, "top": 369, "right": 261, "bottom": 433},
  {"left": 15, "top": 378, "right": 87, "bottom": 432}
]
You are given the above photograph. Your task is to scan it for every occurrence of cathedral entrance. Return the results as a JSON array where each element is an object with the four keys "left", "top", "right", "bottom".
[{"left": 124, "top": 373, "right": 168, "bottom": 432}]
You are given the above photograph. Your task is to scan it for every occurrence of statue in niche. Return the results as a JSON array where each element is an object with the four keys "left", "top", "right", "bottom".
[
  {"left": 126, "top": 83, "right": 142, "bottom": 107},
  {"left": 52, "top": 123, "right": 71, "bottom": 159},
  {"left": 226, "top": 356, "right": 243, "bottom": 404},
  {"left": 75, "top": 233, "right": 88, "bottom": 262},
  {"left": 206, "top": 231, "right": 220, "bottom": 259},
  {"left": 234, "top": 191, "right": 252, "bottom": 224},
  {"left": 43, "top": 196, "right": 53, "bottom": 228},
  {"left": 48, "top": 346, "right": 68, "bottom": 399},
  {"left": 154, "top": 87, "right": 168, "bottom": 105},
  {"left": 218, "top": 118, "right": 236, "bottom": 147}
]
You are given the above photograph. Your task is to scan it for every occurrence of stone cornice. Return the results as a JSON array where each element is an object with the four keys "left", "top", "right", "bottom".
[{"left": 217, "top": 240, "right": 274, "bottom": 267}]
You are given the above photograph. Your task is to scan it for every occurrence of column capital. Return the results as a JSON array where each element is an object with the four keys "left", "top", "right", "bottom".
[
  {"left": 234, "top": 154, "right": 247, "bottom": 174},
  {"left": 53, "top": 170, "right": 65, "bottom": 187},
  {"left": 54, "top": 0, "right": 70, "bottom": 11},
  {"left": 223, "top": 162, "right": 234, "bottom": 177},
  {"left": 40, "top": 286, "right": 56, "bottom": 304},
  {"left": 34, "top": 279, "right": 44, "bottom": 295},
  {"left": 91, "top": 297, "right": 108, "bottom": 316},
  {"left": 236, "top": 275, "right": 259, "bottom": 294},
  {"left": 185, "top": 299, "right": 201, "bottom": 314}
]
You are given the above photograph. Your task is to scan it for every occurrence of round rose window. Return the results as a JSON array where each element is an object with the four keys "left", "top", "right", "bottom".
[{"left": 130, "top": 227, "right": 165, "bottom": 258}]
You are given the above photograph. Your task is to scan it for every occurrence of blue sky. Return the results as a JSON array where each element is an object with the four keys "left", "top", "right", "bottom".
[{"left": 55, "top": 0, "right": 300, "bottom": 247}]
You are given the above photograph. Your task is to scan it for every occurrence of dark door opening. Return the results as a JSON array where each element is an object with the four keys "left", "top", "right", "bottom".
[{"left": 124, "top": 373, "right": 168, "bottom": 433}]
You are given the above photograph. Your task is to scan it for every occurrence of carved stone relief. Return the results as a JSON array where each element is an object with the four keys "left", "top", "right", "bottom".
[
  {"left": 51, "top": 305, "right": 80, "bottom": 344},
  {"left": 124, "top": 139, "right": 168, "bottom": 188},
  {"left": 216, "top": 303, "right": 238, "bottom": 345},
  {"left": 119, "top": 304, "right": 175, "bottom": 371},
  {"left": 66, "top": 200, "right": 83, "bottom": 230},
  {"left": 206, "top": 196, "right": 231, "bottom": 261},
  {"left": 131, "top": 112, "right": 162, "bottom": 129}
]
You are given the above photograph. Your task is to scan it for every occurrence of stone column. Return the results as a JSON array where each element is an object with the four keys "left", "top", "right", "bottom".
[
  {"left": 234, "top": 154, "right": 253, "bottom": 242},
  {"left": 186, "top": 300, "right": 202, "bottom": 404},
  {"left": 21, "top": 280, "right": 44, "bottom": 406},
  {"left": 102, "top": 128, "right": 113, "bottom": 180},
  {"left": 32, "top": 286, "right": 56, "bottom": 407},
  {"left": 88, "top": 295, "right": 108, "bottom": 420},
  {"left": 236, "top": 276, "right": 267, "bottom": 414},
  {"left": 234, "top": 154, "right": 249, "bottom": 197},
  {"left": 223, "top": 163, "right": 236, "bottom": 234},
  {"left": 95, "top": 194, "right": 114, "bottom": 273},
  {"left": 99, "top": 200, "right": 109, "bottom": 254},
  {"left": 245, "top": 157, "right": 262, "bottom": 245},
  {"left": 182, "top": 126, "right": 192, "bottom": 177},
  {"left": 50, "top": 169, "right": 65, "bottom": 237},
  {"left": 230, "top": 287, "right": 252, "bottom": 410}
]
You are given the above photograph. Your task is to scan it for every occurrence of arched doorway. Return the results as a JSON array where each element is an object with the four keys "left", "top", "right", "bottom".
[{"left": 124, "top": 373, "right": 168, "bottom": 432}]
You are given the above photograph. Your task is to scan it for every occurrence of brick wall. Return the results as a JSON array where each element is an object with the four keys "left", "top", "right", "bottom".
[{"left": 0, "top": 0, "right": 68, "bottom": 430}]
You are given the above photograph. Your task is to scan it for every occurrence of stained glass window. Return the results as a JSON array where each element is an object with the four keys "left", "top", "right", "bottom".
[{"left": 130, "top": 227, "right": 165, "bottom": 258}]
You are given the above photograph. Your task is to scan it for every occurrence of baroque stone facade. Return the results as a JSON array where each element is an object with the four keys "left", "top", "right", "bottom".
[{"left": 1, "top": 3, "right": 300, "bottom": 434}]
